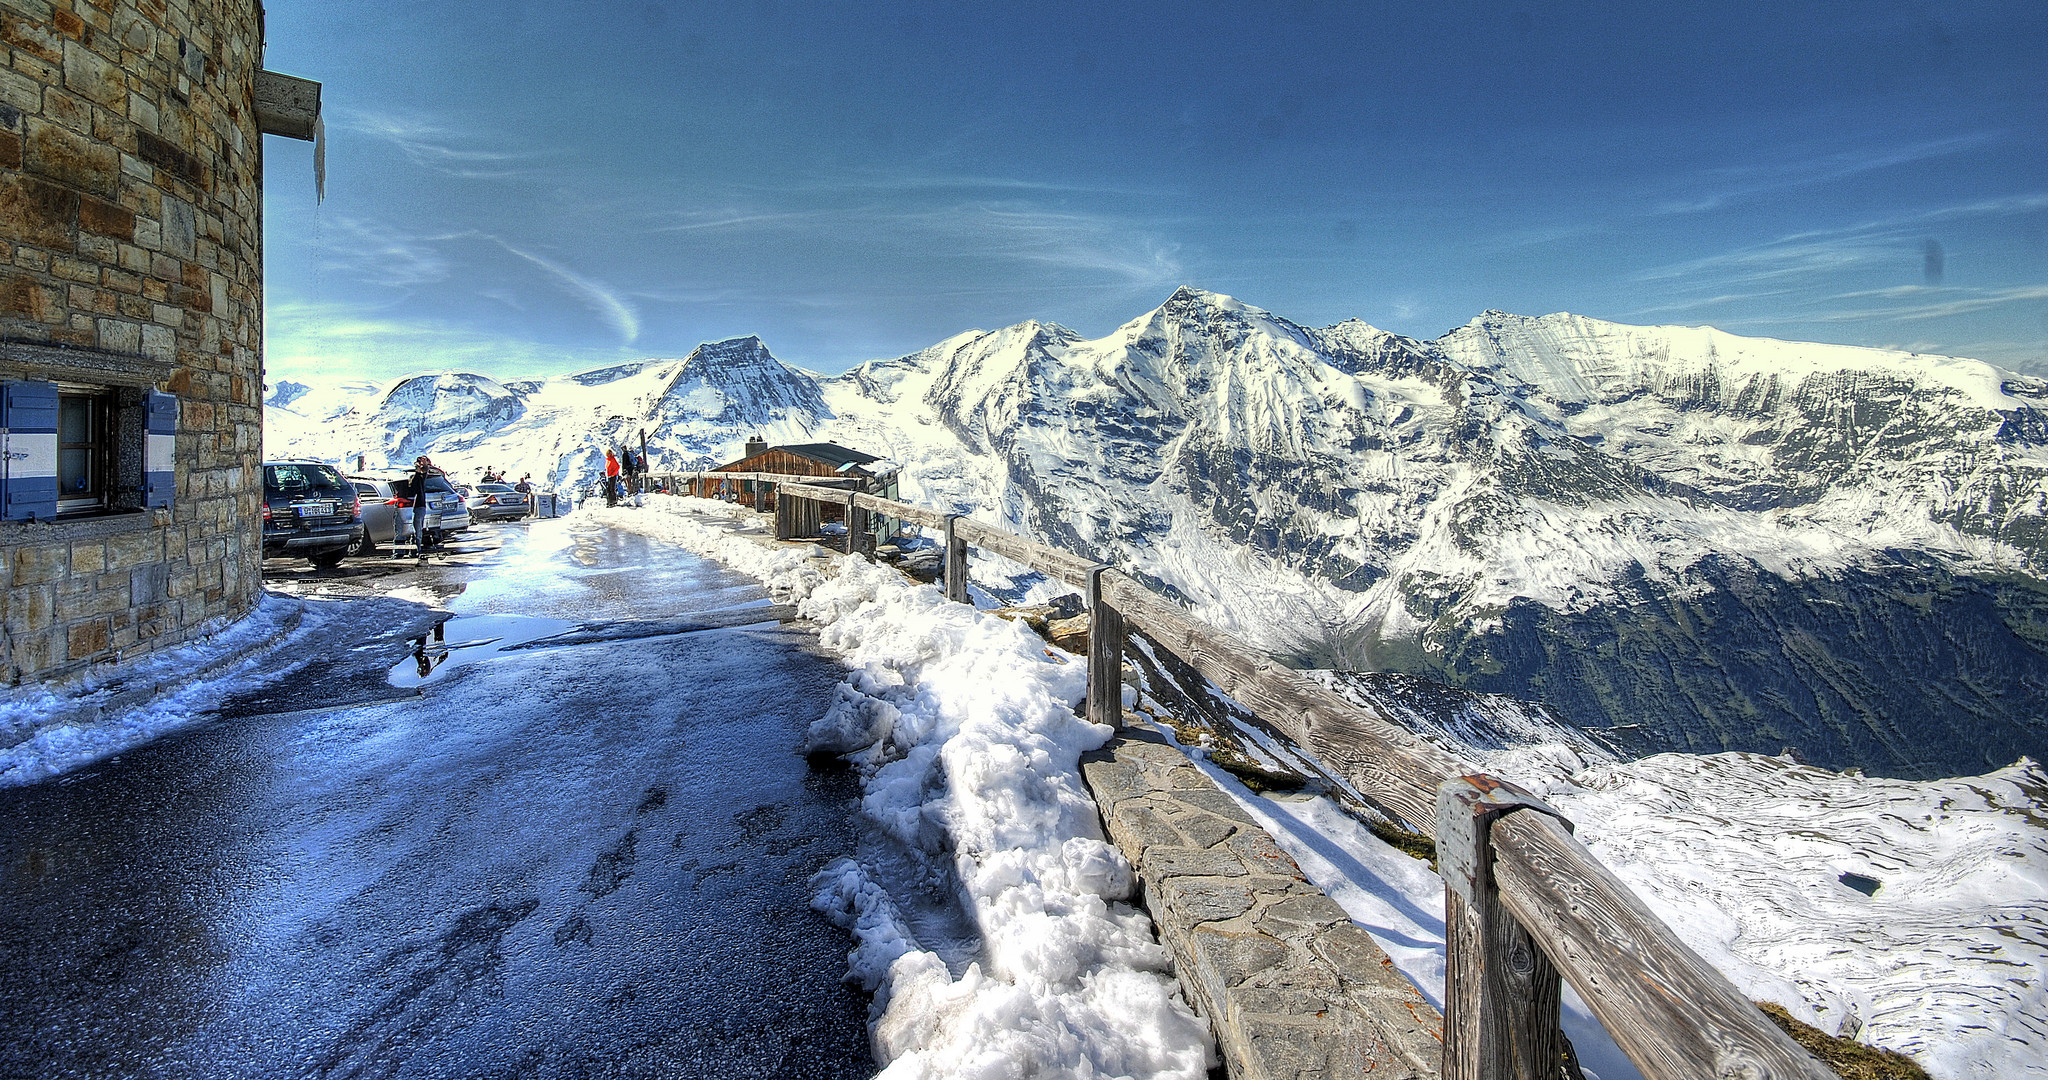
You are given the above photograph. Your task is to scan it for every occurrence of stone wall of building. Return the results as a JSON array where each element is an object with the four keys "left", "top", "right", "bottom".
[{"left": 0, "top": 0, "right": 266, "bottom": 681}]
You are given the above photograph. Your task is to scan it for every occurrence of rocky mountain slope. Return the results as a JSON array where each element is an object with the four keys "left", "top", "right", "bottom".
[{"left": 265, "top": 289, "right": 2048, "bottom": 777}]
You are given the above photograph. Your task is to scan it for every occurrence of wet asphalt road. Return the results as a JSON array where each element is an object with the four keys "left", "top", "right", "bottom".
[{"left": 0, "top": 520, "right": 875, "bottom": 1079}]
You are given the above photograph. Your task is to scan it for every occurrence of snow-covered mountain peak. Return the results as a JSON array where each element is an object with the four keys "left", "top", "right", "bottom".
[
  {"left": 1434, "top": 310, "right": 2033, "bottom": 415},
  {"left": 379, "top": 372, "right": 519, "bottom": 426},
  {"left": 678, "top": 335, "right": 777, "bottom": 370}
]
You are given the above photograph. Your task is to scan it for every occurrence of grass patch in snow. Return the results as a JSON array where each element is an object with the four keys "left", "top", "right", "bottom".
[
  {"left": 1355, "top": 813, "right": 1439, "bottom": 871},
  {"left": 1758, "top": 1002, "right": 1931, "bottom": 1080}
]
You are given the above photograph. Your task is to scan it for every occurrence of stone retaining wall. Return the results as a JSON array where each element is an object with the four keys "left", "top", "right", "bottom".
[{"left": 1082, "top": 727, "right": 1444, "bottom": 1079}]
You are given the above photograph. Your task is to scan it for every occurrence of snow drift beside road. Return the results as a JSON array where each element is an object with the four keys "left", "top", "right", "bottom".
[
  {"left": 0, "top": 592, "right": 306, "bottom": 786},
  {"left": 589, "top": 498, "right": 1214, "bottom": 1079}
]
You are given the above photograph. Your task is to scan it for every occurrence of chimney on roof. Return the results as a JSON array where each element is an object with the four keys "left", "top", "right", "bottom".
[{"left": 744, "top": 434, "right": 768, "bottom": 459}]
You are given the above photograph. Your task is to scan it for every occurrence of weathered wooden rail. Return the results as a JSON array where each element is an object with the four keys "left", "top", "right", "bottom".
[{"left": 666, "top": 473, "right": 1834, "bottom": 1080}]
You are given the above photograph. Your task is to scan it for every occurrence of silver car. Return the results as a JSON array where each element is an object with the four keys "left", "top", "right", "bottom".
[
  {"left": 469, "top": 482, "right": 531, "bottom": 522},
  {"left": 345, "top": 473, "right": 473, "bottom": 555}
]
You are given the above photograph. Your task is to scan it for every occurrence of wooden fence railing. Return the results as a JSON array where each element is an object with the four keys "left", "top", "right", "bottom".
[{"left": 665, "top": 473, "right": 1834, "bottom": 1080}]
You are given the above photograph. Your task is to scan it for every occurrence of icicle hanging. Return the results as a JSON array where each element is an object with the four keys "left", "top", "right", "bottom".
[{"left": 313, "top": 111, "right": 325, "bottom": 203}]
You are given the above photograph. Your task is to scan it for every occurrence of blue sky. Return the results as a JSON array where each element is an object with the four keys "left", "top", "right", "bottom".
[{"left": 259, "top": 1, "right": 2048, "bottom": 382}]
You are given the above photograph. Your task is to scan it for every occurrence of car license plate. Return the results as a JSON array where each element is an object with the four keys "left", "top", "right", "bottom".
[
  {"left": 294, "top": 500, "right": 335, "bottom": 517},
  {"left": 428, "top": 494, "right": 450, "bottom": 510}
]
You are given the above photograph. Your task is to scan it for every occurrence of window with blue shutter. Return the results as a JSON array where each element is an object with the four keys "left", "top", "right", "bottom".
[
  {"left": 2, "top": 381, "right": 60, "bottom": 521},
  {"left": 145, "top": 390, "right": 177, "bottom": 509}
]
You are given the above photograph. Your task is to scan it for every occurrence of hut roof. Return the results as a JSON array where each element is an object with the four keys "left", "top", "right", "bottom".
[
  {"left": 711, "top": 441, "right": 881, "bottom": 473},
  {"left": 776, "top": 443, "right": 880, "bottom": 469}
]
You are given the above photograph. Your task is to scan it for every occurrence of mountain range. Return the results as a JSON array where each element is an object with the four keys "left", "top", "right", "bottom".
[{"left": 265, "top": 288, "right": 2048, "bottom": 778}]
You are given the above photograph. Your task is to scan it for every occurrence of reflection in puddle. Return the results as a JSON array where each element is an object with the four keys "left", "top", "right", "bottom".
[{"left": 389, "top": 613, "right": 577, "bottom": 688}]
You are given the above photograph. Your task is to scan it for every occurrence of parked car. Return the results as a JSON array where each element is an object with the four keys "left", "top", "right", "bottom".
[
  {"left": 262, "top": 461, "right": 362, "bottom": 568},
  {"left": 345, "top": 471, "right": 472, "bottom": 555},
  {"left": 469, "top": 482, "right": 531, "bottom": 522}
]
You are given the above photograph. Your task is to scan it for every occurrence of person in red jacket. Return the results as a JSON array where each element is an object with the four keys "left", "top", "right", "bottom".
[{"left": 604, "top": 449, "right": 621, "bottom": 507}]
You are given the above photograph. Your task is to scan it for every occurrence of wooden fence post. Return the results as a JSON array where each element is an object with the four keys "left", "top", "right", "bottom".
[
  {"left": 755, "top": 476, "right": 769, "bottom": 512},
  {"left": 774, "top": 485, "right": 793, "bottom": 540},
  {"left": 1086, "top": 565, "right": 1126, "bottom": 728},
  {"left": 845, "top": 490, "right": 862, "bottom": 556},
  {"left": 1437, "top": 775, "right": 1572, "bottom": 1080},
  {"left": 942, "top": 515, "right": 969, "bottom": 603}
]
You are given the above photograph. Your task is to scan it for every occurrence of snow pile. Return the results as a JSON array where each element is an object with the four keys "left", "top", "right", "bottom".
[
  {"left": 589, "top": 500, "right": 1215, "bottom": 1078},
  {"left": 0, "top": 592, "right": 304, "bottom": 786}
]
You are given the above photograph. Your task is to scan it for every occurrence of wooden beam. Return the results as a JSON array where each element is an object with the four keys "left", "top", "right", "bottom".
[
  {"left": 1438, "top": 777, "right": 1569, "bottom": 1080},
  {"left": 255, "top": 70, "right": 320, "bottom": 140},
  {"left": 942, "top": 516, "right": 969, "bottom": 604},
  {"left": 1087, "top": 566, "right": 1125, "bottom": 727},
  {"left": 951, "top": 516, "right": 1099, "bottom": 589},
  {"left": 1491, "top": 812, "right": 1835, "bottom": 1080}
]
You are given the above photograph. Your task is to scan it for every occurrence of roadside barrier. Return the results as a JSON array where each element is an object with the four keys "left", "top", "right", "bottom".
[{"left": 668, "top": 472, "right": 1833, "bottom": 1080}]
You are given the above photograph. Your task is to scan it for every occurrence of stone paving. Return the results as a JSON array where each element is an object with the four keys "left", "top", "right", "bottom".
[{"left": 1083, "top": 726, "right": 1444, "bottom": 1080}]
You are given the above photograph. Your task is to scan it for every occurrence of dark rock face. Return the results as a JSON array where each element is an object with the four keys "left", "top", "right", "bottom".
[{"left": 1376, "top": 556, "right": 2048, "bottom": 778}]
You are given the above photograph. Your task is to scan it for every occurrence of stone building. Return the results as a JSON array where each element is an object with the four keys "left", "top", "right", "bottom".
[{"left": 0, "top": 0, "right": 316, "bottom": 682}]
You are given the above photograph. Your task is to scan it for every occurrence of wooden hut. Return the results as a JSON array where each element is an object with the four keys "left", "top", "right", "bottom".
[{"left": 689, "top": 440, "right": 900, "bottom": 539}]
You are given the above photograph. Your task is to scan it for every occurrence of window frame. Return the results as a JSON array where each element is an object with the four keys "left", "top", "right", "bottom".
[{"left": 56, "top": 382, "right": 114, "bottom": 515}]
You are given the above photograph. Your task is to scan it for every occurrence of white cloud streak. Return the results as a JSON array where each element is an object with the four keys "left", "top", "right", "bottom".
[
  {"left": 495, "top": 241, "right": 642, "bottom": 345},
  {"left": 1638, "top": 192, "right": 2048, "bottom": 289},
  {"left": 651, "top": 199, "right": 1184, "bottom": 291},
  {"left": 1652, "top": 133, "right": 2003, "bottom": 217},
  {"left": 332, "top": 108, "right": 555, "bottom": 180}
]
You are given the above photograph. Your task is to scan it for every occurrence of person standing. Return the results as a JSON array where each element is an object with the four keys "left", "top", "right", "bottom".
[
  {"left": 514, "top": 473, "right": 534, "bottom": 519},
  {"left": 409, "top": 455, "right": 444, "bottom": 557},
  {"left": 604, "top": 449, "right": 621, "bottom": 507}
]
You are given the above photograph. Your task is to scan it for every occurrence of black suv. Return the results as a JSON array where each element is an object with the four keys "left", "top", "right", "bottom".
[{"left": 262, "top": 461, "right": 363, "bottom": 567}]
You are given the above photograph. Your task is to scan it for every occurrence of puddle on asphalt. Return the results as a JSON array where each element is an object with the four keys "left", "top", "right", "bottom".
[
  {"left": 388, "top": 613, "right": 576, "bottom": 688},
  {"left": 389, "top": 603, "right": 787, "bottom": 687}
]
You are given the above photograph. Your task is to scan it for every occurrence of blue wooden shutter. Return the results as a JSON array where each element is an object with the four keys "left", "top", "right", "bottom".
[
  {"left": 2, "top": 381, "right": 59, "bottom": 521},
  {"left": 144, "top": 390, "right": 177, "bottom": 508}
]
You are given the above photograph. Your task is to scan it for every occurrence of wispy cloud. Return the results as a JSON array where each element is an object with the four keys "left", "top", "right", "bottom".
[
  {"left": 1805, "top": 284, "right": 2048, "bottom": 323},
  {"left": 333, "top": 108, "right": 557, "bottom": 180},
  {"left": 1619, "top": 290, "right": 1798, "bottom": 319},
  {"left": 652, "top": 208, "right": 828, "bottom": 233},
  {"left": 790, "top": 171, "right": 1162, "bottom": 199},
  {"left": 495, "top": 241, "right": 641, "bottom": 345},
  {"left": 1651, "top": 133, "right": 2001, "bottom": 217},
  {"left": 310, "top": 216, "right": 463, "bottom": 290},
  {"left": 651, "top": 198, "right": 1183, "bottom": 291},
  {"left": 1637, "top": 192, "right": 2048, "bottom": 289}
]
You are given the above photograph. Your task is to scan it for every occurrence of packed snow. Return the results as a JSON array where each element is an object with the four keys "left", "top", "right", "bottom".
[
  {"left": 587, "top": 498, "right": 1215, "bottom": 1079},
  {"left": 0, "top": 592, "right": 305, "bottom": 787}
]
